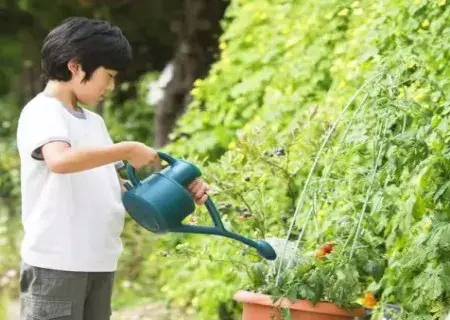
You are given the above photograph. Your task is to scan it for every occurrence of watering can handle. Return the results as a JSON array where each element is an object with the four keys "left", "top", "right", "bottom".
[
  {"left": 171, "top": 197, "right": 277, "bottom": 260},
  {"left": 204, "top": 197, "right": 226, "bottom": 231},
  {"left": 126, "top": 151, "right": 177, "bottom": 187},
  {"left": 157, "top": 151, "right": 177, "bottom": 165}
]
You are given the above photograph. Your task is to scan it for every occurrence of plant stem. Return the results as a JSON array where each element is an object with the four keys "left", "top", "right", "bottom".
[
  {"left": 349, "top": 120, "right": 387, "bottom": 259},
  {"left": 256, "top": 187, "right": 267, "bottom": 238},
  {"left": 341, "top": 119, "right": 384, "bottom": 253},
  {"left": 275, "top": 73, "right": 383, "bottom": 285},
  {"left": 306, "top": 93, "right": 370, "bottom": 224}
]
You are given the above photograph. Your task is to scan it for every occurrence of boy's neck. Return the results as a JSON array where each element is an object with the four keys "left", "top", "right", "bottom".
[{"left": 43, "top": 80, "right": 80, "bottom": 110}]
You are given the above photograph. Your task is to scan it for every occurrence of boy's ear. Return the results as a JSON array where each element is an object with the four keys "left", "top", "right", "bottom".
[{"left": 67, "top": 59, "right": 82, "bottom": 76}]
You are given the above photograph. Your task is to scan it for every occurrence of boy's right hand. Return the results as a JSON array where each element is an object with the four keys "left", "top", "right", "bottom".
[{"left": 123, "top": 142, "right": 160, "bottom": 170}]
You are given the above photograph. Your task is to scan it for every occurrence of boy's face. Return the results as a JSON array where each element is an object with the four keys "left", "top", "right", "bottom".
[{"left": 70, "top": 62, "right": 118, "bottom": 107}]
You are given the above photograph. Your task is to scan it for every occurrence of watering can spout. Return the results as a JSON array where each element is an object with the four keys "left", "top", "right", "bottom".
[{"left": 170, "top": 198, "right": 277, "bottom": 260}]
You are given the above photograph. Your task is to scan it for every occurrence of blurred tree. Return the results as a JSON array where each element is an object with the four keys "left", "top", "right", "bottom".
[
  {"left": 0, "top": 0, "right": 228, "bottom": 126},
  {"left": 0, "top": 0, "right": 179, "bottom": 102},
  {"left": 154, "top": 0, "right": 228, "bottom": 147}
]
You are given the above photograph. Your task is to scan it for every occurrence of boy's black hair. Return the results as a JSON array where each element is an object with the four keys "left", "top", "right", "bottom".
[{"left": 41, "top": 17, "right": 132, "bottom": 83}]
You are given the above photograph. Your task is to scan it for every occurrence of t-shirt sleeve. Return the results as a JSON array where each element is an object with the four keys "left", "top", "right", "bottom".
[{"left": 17, "top": 103, "right": 71, "bottom": 161}]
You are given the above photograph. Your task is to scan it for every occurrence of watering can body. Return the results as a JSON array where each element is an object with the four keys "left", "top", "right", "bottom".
[
  {"left": 122, "top": 154, "right": 200, "bottom": 233},
  {"left": 121, "top": 152, "right": 277, "bottom": 260}
]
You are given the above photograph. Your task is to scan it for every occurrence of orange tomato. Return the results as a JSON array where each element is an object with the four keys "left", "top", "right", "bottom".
[
  {"left": 315, "top": 248, "right": 327, "bottom": 258},
  {"left": 322, "top": 242, "right": 335, "bottom": 254}
]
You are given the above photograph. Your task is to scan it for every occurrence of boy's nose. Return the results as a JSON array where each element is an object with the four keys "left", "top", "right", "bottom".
[{"left": 107, "top": 80, "right": 115, "bottom": 91}]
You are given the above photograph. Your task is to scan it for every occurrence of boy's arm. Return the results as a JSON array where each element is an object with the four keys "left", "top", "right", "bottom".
[
  {"left": 17, "top": 103, "right": 158, "bottom": 173},
  {"left": 41, "top": 140, "right": 158, "bottom": 174},
  {"left": 41, "top": 141, "right": 131, "bottom": 174}
]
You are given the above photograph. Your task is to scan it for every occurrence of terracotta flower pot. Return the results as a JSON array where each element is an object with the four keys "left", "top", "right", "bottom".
[{"left": 233, "top": 290, "right": 366, "bottom": 320}]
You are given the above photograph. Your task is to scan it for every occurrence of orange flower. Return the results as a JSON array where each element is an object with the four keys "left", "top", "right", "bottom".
[{"left": 361, "top": 292, "right": 377, "bottom": 308}]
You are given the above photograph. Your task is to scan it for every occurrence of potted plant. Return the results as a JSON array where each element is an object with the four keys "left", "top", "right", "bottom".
[
  {"left": 232, "top": 233, "right": 387, "bottom": 319},
  {"left": 222, "top": 120, "right": 387, "bottom": 319}
]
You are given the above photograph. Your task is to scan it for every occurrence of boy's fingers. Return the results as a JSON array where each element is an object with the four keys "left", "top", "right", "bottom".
[
  {"left": 187, "top": 179, "right": 195, "bottom": 189},
  {"left": 187, "top": 180, "right": 209, "bottom": 202},
  {"left": 190, "top": 179, "right": 207, "bottom": 194},
  {"left": 188, "top": 178, "right": 201, "bottom": 190},
  {"left": 194, "top": 185, "right": 207, "bottom": 199},
  {"left": 195, "top": 194, "right": 208, "bottom": 205}
]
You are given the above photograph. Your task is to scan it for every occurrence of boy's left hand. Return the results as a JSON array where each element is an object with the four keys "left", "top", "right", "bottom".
[{"left": 187, "top": 178, "right": 209, "bottom": 205}]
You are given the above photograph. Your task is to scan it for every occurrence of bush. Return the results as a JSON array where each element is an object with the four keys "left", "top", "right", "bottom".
[{"left": 112, "top": 0, "right": 450, "bottom": 319}]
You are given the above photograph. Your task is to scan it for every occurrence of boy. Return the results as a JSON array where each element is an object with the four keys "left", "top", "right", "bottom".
[{"left": 16, "top": 17, "right": 209, "bottom": 320}]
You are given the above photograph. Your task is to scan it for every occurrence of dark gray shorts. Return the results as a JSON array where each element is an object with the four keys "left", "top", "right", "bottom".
[{"left": 19, "top": 262, "right": 115, "bottom": 320}]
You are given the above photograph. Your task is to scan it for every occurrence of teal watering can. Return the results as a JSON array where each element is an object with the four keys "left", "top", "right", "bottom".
[{"left": 121, "top": 151, "right": 277, "bottom": 260}]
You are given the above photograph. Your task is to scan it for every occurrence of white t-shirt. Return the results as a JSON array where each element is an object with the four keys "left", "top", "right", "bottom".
[{"left": 16, "top": 92, "right": 126, "bottom": 272}]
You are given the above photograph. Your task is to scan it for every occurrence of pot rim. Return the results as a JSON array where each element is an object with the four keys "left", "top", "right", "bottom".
[{"left": 233, "top": 290, "right": 366, "bottom": 317}]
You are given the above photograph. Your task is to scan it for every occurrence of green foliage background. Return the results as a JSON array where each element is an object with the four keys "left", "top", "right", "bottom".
[
  {"left": 148, "top": 0, "right": 450, "bottom": 318},
  {"left": 2, "top": 0, "right": 450, "bottom": 319}
]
